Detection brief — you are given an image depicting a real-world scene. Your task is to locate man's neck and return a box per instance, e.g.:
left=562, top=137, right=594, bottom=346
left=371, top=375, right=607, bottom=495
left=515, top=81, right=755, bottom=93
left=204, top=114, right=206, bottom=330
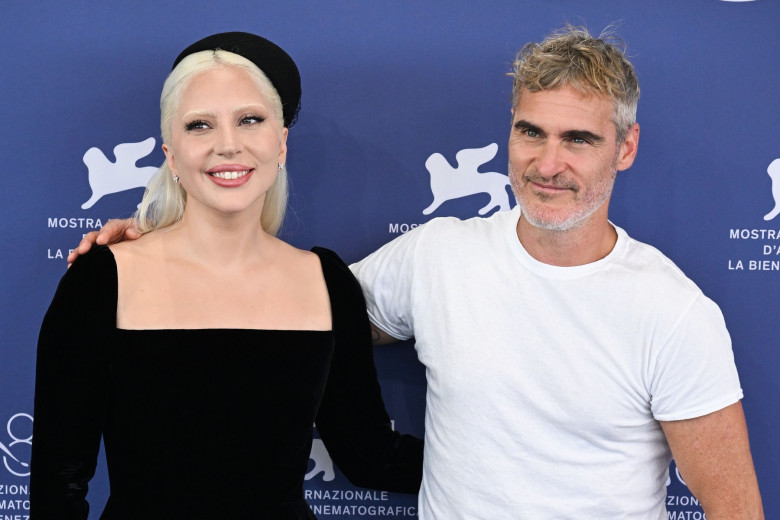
left=516, top=215, right=618, bottom=267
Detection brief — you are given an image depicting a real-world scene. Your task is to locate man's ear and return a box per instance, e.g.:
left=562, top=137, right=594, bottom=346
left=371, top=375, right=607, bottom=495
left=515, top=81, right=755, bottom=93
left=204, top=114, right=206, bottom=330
left=616, top=123, right=640, bottom=171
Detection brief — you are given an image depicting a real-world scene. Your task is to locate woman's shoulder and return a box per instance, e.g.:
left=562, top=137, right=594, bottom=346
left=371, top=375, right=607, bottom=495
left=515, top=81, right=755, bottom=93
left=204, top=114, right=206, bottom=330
left=52, top=245, right=117, bottom=313
left=269, top=239, right=324, bottom=274
left=310, top=246, right=355, bottom=281
left=67, top=244, right=116, bottom=279
left=310, top=246, right=348, bottom=268
left=309, top=246, right=363, bottom=300
left=261, top=239, right=329, bottom=286
left=107, top=228, right=163, bottom=261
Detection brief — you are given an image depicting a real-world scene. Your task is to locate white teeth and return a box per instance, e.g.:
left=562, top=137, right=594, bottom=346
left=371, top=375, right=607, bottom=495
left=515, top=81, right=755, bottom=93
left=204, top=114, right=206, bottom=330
left=210, top=170, right=249, bottom=180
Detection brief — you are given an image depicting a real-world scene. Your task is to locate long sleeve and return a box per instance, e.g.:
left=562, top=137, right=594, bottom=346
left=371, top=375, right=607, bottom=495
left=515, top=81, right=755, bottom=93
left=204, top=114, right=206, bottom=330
left=30, top=246, right=117, bottom=519
left=312, top=247, right=423, bottom=494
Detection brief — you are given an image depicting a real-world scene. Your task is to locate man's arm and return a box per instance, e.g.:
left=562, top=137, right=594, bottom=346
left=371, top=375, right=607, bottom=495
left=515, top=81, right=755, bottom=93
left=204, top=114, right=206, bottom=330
left=660, top=402, right=763, bottom=519
left=370, top=322, right=402, bottom=346
left=66, top=218, right=141, bottom=266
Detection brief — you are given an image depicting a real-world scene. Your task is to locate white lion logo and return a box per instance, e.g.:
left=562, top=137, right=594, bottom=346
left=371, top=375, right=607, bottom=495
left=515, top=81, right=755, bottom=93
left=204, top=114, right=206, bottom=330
left=423, top=143, right=512, bottom=216
left=763, top=158, right=780, bottom=221
left=81, top=137, right=159, bottom=209
left=305, top=438, right=335, bottom=482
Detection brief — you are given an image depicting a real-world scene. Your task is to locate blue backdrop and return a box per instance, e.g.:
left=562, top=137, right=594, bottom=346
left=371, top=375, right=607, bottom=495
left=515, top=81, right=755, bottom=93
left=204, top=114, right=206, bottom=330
left=1, top=1, right=777, bottom=518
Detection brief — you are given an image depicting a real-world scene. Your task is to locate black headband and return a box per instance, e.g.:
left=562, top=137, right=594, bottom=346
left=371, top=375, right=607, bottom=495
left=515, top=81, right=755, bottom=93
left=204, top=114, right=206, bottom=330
left=172, top=32, right=301, bottom=128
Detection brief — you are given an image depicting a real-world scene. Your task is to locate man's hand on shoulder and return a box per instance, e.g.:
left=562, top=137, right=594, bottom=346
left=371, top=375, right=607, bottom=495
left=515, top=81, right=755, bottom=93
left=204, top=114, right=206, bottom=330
left=67, top=218, right=141, bottom=266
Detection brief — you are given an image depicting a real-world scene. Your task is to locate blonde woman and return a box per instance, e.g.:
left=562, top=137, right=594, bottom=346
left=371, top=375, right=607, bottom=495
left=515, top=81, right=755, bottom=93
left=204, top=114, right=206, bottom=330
left=30, top=32, right=422, bottom=519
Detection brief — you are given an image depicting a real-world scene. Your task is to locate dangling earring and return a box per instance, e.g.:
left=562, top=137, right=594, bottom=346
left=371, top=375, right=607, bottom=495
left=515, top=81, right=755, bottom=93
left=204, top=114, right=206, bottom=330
left=277, top=163, right=285, bottom=171
left=173, top=175, right=180, bottom=184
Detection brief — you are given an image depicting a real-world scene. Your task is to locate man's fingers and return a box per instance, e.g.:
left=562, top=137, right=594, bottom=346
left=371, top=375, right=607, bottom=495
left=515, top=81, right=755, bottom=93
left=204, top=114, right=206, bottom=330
left=67, top=219, right=139, bottom=266
left=67, top=232, right=100, bottom=266
left=125, top=227, right=143, bottom=240
left=96, top=218, right=135, bottom=245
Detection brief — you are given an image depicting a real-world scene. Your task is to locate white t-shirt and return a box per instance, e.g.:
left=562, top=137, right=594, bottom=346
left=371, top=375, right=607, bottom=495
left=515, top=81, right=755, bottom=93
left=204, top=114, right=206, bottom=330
left=351, top=207, right=742, bottom=520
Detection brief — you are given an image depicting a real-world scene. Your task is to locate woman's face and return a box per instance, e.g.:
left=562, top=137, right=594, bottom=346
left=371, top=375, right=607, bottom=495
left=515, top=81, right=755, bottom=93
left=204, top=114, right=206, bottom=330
left=163, top=65, right=287, bottom=220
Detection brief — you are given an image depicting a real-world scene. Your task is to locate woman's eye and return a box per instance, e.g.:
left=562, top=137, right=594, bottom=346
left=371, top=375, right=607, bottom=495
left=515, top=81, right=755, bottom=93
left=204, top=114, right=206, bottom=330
left=240, top=115, right=265, bottom=125
left=184, top=120, right=209, bottom=132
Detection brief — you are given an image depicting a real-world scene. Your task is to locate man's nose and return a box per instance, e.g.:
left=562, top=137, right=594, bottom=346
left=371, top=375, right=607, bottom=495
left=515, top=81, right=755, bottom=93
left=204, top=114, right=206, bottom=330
left=534, top=143, right=565, bottom=178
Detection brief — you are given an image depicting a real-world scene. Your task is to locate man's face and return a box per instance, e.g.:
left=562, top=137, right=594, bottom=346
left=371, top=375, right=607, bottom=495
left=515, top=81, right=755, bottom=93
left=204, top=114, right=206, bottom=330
left=508, top=85, right=638, bottom=232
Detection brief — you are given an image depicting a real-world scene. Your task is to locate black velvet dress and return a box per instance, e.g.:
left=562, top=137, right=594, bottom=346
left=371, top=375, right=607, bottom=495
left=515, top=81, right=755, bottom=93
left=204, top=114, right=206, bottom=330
left=30, top=246, right=422, bottom=519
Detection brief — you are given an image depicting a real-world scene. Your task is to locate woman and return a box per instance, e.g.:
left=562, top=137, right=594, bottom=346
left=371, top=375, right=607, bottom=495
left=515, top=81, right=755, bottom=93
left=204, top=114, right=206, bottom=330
left=30, top=32, right=422, bottom=519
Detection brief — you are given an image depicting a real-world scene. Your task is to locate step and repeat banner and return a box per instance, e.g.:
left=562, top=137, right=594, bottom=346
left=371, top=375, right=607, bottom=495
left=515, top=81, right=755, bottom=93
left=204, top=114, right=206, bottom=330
left=1, top=1, right=777, bottom=518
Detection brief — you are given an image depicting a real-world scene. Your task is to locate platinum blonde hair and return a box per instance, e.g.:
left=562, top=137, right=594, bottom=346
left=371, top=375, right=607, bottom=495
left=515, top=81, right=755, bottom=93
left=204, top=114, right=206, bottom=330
left=135, top=49, right=288, bottom=234
left=510, top=25, right=640, bottom=144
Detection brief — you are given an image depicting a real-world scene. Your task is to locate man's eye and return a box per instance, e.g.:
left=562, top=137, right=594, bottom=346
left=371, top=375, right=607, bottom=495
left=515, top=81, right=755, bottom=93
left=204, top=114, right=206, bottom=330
left=524, top=129, right=539, bottom=138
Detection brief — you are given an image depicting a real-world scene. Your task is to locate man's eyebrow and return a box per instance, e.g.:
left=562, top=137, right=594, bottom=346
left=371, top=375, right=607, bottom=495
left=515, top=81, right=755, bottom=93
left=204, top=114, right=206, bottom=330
left=561, top=129, right=605, bottom=143
left=513, top=119, right=544, bottom=135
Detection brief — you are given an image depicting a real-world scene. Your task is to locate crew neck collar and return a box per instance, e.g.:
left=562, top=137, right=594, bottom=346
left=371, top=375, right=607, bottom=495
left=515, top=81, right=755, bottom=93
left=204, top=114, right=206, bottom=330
left=505, top=206, right=628, bottom=279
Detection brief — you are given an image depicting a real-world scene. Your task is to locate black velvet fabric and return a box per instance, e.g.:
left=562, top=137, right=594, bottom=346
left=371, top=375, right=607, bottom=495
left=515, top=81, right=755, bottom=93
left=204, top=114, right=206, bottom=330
left=30, top=246, right=422, bottom=519
left=172, top=32, right=302, bottom=128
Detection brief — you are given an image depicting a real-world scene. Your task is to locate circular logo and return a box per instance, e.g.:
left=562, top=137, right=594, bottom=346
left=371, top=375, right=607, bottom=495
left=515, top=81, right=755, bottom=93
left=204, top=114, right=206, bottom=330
left=1, top=413, right=33, bottom=477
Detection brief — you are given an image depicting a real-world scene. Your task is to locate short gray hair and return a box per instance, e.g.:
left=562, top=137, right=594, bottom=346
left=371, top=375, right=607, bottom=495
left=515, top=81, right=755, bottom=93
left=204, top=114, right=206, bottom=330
left=510, top=25, right=640, bottom=143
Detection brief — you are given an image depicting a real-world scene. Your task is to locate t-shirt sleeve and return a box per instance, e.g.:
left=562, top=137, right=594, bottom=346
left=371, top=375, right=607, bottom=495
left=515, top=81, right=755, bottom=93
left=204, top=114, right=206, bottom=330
left=649, top=293, right=743, bottom=421
left=30, top=246, right=116, bottom=519
left=349, top=228, right=425, bottom=341
left=312, top=247, right=423, bottom=494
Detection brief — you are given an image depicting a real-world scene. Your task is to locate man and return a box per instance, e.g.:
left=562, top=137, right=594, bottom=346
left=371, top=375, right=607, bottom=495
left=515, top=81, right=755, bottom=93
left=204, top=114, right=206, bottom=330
left=350, top=26, right=763, bottom=519
left=73, top=26, right=762, bottom=519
